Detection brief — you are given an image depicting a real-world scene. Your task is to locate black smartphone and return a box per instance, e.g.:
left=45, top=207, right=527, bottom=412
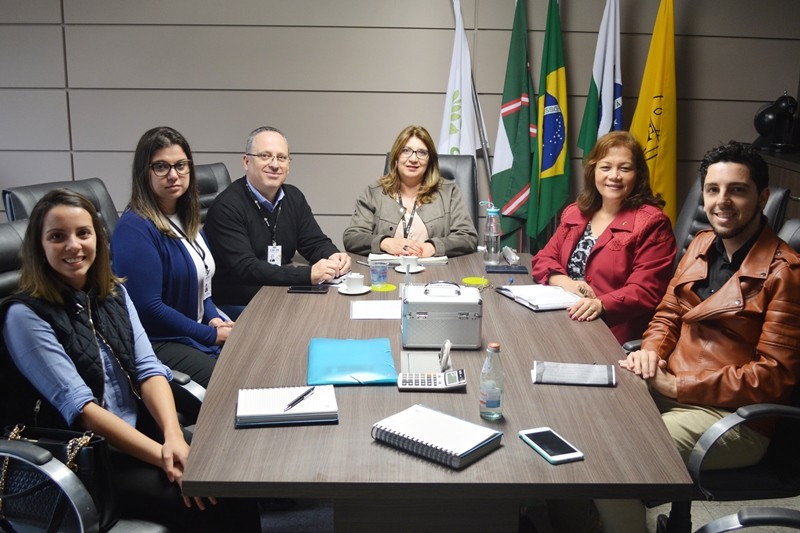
left=287, top=285, right=329, bottom=294
left=486, top=264, right=529, bottom=274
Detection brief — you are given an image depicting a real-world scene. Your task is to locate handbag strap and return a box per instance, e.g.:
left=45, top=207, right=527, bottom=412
left=0, top=424, right=26, bottom=519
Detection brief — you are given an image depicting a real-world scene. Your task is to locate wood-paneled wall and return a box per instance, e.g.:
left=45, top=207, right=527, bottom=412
left=2, top=0, right=799, bottom=246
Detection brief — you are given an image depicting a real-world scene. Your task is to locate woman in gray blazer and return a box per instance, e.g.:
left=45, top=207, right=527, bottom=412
left=343, top=125, right=477, bottom=257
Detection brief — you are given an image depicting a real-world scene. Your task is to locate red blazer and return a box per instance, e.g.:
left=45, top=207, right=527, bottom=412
left=531, top=203, right=676, bottom=344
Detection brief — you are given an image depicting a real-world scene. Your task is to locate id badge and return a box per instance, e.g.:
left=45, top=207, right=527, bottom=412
left=268, top=244, right=282, bottom=265
left=203, top=270, right=213, bottom=300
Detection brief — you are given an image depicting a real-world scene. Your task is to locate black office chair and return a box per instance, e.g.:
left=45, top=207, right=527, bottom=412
left=383, top=153, right=479, bottom=228
left=694, top=506, right=800, bottom=532
left=777, top=216, right=800, bottom=251
left=195, top=162, right=232, bottom=224
left=3, top=178, right=121, bottom=237
left=672, top=177, right=790, bottom=268
left=655, top=401, right=800, bottom=533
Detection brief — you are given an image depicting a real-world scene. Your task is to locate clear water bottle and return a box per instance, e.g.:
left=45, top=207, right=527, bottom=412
left=484, top=204, right=501, bottom=265
left=479, top=342, right=504, bottom=421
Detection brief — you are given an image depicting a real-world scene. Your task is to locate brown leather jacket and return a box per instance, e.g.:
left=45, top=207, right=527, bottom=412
left=642, top=222, right=800, bottom=410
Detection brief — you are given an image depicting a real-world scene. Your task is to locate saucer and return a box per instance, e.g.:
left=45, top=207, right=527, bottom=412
left=394, top=265, right=426, bottom=274
left=338, top=285, right=371, bottom=296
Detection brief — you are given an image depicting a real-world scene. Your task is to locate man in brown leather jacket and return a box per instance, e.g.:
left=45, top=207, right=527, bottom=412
left=614, top=141, right=800, bottom=533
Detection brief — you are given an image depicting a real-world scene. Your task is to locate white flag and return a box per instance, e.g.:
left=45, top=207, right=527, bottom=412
left=438, top=0, right=486, bottom=156
left=577, top=0, right=622, bottom=157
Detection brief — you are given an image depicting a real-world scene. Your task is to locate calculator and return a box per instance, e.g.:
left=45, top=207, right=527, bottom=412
left=397, top=369, right=467, bottom=391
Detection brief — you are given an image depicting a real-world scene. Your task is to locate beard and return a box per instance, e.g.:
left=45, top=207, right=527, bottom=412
left=710, top=205, right=762, bottom=241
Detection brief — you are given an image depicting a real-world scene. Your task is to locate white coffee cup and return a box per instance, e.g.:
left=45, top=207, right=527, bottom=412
left=400, top=255, right=419, bottom=271
left=344, top=272, right=365, bottom=291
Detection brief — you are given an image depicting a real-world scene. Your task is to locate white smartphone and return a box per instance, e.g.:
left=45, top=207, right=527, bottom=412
left=518, top=427, right=584, bottom=464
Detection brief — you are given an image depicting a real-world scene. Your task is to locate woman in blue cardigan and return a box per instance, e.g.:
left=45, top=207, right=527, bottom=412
left=111, top=127, right=232, bottom=387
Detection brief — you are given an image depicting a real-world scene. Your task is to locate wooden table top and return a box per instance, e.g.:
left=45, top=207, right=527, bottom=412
left=183, top=253, right=692, bottom=501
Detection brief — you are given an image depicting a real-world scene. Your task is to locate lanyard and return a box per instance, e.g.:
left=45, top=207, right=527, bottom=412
left=167, top=219, right=209, bottom=276
left=396, top=195, right=418, bottom=239
left=246, top=182, right=282, bottom=245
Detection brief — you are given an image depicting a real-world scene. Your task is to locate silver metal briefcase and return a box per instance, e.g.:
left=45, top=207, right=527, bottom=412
left=401, top=282, right=482, bottom=350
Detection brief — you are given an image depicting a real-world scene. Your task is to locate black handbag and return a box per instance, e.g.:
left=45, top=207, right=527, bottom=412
left=0, top=424, right=119, bottom=532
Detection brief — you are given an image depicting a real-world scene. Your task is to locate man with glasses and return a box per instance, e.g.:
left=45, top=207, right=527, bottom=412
left=205, top=126, right=350, bottom=319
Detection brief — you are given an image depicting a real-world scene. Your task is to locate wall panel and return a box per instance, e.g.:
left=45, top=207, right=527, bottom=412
left=0, top=90, right=70, bottom=150
left=65, top=26, right=453, bottom=92
left=1, top=27, right=65, bottom=87
left=0, top=0, right=61, bottom=23
left=64, top=0, right=478, bottom=28
left=68, top=90, right=452, bottom=155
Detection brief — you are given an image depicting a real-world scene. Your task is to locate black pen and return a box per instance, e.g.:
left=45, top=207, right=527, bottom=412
left=284, top=386, right=315, bottom=412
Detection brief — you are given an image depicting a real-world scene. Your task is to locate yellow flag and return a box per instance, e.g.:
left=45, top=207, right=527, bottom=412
left=630, top=0, right=677, bottom=223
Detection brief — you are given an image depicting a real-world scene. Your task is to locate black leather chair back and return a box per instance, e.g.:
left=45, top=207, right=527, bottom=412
left=195, top=162, right=232, bottom=223
left=777, top=217, right=800, bottom=252
left=3, top=178, right=119, bottom=237
left=383, top=153, right=478, bottom=228
left=672, top=177, right=790, bottom=268
left=0, top=220, right=27, bottom=299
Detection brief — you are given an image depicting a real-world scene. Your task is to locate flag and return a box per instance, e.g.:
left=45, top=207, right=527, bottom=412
left=438, top=0, right=487, bottom=157
left=630, top=0, right=677, bottom=222
left=577, top=0, right=623, bottom=158
left=530, top=0, right=569, bottom=241
left=489, top=0, right=538, bottom=245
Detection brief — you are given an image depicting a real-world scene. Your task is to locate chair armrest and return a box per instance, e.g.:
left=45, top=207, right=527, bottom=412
left=0, top=439, right=99, bottom=532
left=169, top=369, right=206, bottom=425
left=687, top=403, right=800, bottom=497
left=0, top=438, right=54, bottom=464
left=695, top=506, right=800, bottom=532
left=621, top=339, right=642, bottom=353
left=171, top=368, right=192, bottom=385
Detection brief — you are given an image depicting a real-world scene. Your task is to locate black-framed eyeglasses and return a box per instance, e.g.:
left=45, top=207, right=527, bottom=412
left=245, top=152, right=291, bottom=164
left=150, top=160, right=192, bottom=177
left=399, top=147, right=430, bottom=160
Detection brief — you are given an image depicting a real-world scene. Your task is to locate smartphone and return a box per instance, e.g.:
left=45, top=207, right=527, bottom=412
left=518, top=427, right=584, bottom=464
left=287, top=285, right=329, bottom=294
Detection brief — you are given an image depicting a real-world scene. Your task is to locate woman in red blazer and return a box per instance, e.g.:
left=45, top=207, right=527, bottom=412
left=531, top=131, right=676, bottom=344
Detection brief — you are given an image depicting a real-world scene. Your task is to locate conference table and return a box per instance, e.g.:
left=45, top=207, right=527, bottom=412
left=183, top=253, right=692, bottom=532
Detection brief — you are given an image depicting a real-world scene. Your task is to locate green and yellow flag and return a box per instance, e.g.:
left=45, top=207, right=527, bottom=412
left=530, top=0, right=569, bottom=243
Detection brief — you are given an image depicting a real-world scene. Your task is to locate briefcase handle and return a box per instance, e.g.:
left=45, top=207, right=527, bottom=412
left=423, top=281, right=461, bottom=296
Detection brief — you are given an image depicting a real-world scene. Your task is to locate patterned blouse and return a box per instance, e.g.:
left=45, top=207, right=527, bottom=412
left=567, top=222, right=596, bottom=280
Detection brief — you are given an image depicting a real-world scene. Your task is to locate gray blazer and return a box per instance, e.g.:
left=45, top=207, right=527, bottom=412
left=343, top=180, right=478, bottom=257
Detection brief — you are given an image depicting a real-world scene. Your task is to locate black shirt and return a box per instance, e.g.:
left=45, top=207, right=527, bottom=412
left=693, top=221, right=764, bottom=301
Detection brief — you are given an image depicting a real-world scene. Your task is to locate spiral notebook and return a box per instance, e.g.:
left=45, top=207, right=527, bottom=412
left=235, top=384, right=339, bottom=428
left=371, top=404, right=503, bottom=469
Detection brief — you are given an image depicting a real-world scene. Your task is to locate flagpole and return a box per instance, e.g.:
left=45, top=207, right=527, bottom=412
left=471, top=72, right=492, bottom=191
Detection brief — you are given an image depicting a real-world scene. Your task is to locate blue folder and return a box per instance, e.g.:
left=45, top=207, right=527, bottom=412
left=307, top=337, right=398, bottom=386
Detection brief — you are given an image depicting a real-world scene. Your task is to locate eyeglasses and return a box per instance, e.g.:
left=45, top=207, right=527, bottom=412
left=246, top=152, right=291, bottom=165
left=399, top=147, right=430, bottom=160
left=150, top=160, right=192, bottom=177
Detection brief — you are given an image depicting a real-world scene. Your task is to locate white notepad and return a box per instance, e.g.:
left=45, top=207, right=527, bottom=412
left=531, top=361, right=616, bottom=387
left=496, top=284, right=580, bottom=311
left=367, top=253, right=449, bottom=266
left=371, top=404, right=502, bottom=469
left=235, top=384, right=339, bottom=428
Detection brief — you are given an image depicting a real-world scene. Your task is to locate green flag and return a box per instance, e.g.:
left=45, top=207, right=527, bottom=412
left=530, top=0, right=569, bottom=243
left=489, top=0, right=538, bottom=247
